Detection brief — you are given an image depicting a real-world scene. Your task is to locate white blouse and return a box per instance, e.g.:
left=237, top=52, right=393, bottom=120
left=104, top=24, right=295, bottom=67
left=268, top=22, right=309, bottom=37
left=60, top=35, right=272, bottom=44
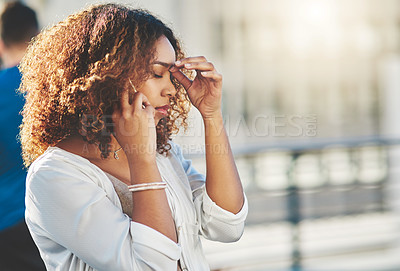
left=25, top=142, right=248, bottom=271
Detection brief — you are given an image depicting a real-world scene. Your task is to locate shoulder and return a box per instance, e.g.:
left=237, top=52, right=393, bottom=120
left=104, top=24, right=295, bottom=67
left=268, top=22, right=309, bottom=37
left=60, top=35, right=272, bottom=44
left=29, top=146, right=92, bottom=174
left=166, top=140, right=188, bottom=162
left=27, top=147, right=108, bottom=191
left=165, top=140, right=196, bottom=172
left=0, top=66, right=21, bottom=82
left=0, top=66, right=22, bottom=96
left=168, top=141, right=181, bottom=156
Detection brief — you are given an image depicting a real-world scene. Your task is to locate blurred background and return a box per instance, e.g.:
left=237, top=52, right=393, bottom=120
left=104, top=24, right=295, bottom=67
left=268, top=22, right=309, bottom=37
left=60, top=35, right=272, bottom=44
left=5, top=0, right=400, bottom=270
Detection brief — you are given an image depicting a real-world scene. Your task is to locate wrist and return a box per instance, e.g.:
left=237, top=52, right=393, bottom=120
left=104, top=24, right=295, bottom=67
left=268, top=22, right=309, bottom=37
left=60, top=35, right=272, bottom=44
left=202, top=111, right=223, bottom=123
left=203, top=112, right=226, bottom=137
left=127, top=158, right=161, bottom=185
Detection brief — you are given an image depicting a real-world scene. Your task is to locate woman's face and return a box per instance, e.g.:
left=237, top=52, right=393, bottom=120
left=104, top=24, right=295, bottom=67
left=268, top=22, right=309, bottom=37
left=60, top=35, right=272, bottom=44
left=135, top=35, right=177, bottom=124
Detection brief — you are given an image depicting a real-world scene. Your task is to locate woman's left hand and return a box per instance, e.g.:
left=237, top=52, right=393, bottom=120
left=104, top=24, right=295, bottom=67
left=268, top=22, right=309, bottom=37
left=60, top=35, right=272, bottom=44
left=169, top=56, right=222, bottom=119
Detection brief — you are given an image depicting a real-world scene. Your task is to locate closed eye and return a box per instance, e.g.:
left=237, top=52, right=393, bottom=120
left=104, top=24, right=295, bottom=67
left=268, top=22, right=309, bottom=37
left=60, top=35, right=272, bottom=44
left=153, top=73, right=163, bottom=78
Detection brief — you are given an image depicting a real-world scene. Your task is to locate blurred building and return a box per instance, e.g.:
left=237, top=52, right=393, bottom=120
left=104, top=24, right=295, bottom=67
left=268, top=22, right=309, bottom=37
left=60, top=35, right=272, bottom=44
left=9, top=0, right=400, bottom=146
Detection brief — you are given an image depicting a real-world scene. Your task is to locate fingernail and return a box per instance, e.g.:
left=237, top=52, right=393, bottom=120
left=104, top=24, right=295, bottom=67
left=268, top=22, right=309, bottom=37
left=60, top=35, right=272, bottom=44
left=185, top=63, right=191, bottom=67
left=175, top=60, right=181, bottom=65
left=201, top=71, right=208, bottom=76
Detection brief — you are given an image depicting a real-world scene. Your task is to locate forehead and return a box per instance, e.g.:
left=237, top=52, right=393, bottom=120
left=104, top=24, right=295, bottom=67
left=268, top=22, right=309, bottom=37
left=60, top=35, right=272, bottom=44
left=154, top=35, right=176, bottom=64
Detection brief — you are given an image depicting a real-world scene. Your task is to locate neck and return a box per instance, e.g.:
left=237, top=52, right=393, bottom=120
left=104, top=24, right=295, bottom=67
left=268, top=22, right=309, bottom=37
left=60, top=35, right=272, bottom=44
left=57, top=134, right=124, bottom=162
left=1, top=44, right=27, bottom=68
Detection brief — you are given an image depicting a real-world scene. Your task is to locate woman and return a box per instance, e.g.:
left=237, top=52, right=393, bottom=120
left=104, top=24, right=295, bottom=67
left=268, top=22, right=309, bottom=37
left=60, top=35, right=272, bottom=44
left=20, top=4, right=247, bottom=271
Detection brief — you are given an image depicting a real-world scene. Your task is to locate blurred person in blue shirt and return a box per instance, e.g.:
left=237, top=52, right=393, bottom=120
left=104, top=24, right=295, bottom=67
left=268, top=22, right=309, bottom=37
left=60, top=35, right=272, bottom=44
left=0, top=2, right=45, bottom=270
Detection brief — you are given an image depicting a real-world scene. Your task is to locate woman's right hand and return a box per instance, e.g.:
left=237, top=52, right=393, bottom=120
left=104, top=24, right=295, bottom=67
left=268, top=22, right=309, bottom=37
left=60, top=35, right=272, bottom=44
left=112, top=90, right=157, bottom=162
left=112, top=90, right=177, bottom=243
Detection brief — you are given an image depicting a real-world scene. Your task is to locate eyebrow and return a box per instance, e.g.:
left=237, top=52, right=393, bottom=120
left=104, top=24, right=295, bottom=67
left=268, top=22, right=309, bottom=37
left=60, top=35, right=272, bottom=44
left=152, top=61, right=174, bottom=69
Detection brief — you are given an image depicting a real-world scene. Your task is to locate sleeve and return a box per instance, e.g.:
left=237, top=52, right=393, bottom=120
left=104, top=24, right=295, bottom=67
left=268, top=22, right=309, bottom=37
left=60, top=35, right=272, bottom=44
left=25, top=161, right=180, bottom=271
left=171, top=142, right=248, bottom=243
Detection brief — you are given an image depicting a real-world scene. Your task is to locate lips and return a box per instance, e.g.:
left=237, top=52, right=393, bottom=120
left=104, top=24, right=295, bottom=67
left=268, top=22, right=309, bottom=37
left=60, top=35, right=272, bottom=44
left=155, top=104, right=170, bottom=116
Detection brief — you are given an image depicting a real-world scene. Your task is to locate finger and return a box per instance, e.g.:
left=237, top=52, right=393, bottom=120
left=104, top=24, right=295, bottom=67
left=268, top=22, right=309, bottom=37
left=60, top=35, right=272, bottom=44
left=144, top=104, right=156, bottom=118
left=174, top=56, right=207, bottom=67
left=200, top=71, right=222, bottom=81
left=120, top=89, right=133, bottom=113
left=132, top=92, right=152, bottom=111
left=183, top=61, right=214, bottom=71
left=170, top=69, right=193, bottom=90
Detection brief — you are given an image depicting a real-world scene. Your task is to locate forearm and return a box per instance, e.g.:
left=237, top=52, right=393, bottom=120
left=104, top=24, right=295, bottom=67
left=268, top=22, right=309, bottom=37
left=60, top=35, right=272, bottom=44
left=128, top=159, right=177, bottom=242
left=203, top=113, right=244, bottom=214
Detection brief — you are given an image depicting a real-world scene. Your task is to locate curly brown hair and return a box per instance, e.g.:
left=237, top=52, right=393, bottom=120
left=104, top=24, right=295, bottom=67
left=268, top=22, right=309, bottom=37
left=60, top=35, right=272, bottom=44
left=19, top=3, right=190, bottom=167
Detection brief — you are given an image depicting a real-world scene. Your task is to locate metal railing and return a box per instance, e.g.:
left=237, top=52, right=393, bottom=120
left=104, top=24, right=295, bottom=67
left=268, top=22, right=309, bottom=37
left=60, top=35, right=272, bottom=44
left=188, top=136, right=400, bottom=271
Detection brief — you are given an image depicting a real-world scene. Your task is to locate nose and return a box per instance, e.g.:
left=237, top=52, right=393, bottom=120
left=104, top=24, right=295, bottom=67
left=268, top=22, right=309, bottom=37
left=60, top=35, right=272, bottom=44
left=161, top=76, right=177, bottom=97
